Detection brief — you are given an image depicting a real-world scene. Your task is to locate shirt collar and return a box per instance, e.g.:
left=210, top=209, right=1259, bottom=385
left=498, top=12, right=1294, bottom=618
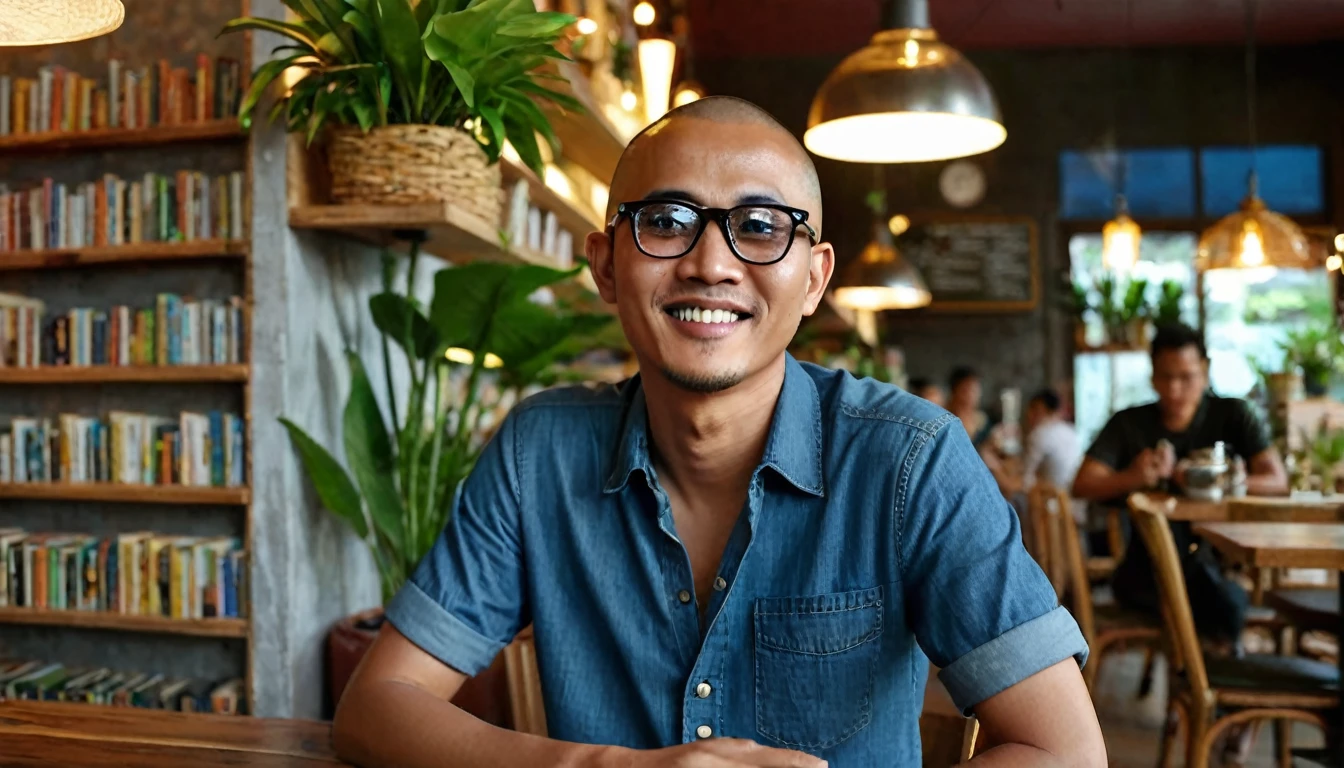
left=603, top=354, right=825, bottom=497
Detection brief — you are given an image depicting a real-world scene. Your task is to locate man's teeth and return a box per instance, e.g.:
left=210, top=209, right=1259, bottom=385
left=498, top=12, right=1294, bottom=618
left=674, top=307, right=740, bottom=324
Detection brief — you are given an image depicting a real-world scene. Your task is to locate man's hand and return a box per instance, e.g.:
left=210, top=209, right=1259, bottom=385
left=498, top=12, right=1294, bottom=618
left=603, top=739, right=826, bottom=768
left=1125, top=448, right=1163, bottom=488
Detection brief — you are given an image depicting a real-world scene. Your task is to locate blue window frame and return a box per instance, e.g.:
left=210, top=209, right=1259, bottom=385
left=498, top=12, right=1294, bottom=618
left=1199, top=145, right=1324, bottom=217
left=1060, top=148, right=1196, bottom=220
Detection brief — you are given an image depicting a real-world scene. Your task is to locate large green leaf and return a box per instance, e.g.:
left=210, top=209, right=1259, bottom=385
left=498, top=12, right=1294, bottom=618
left=237, top=55, right=305, bottom=127
left=342, top=352, right=406, bottom=553
left=429, top=262, right=513, bottom=349
left=219, top=17, right=319, bottom=50
left=431, top=0, right=529, bottom=54
left=375, top=0, right=425, bottom=106
left=496, top=11, right=573, bottom=38
left=413, top=0, right=438, bottom=32
left=503, top=312, right=613, bottom=383
left=501, top=112, right=544, bottom=175
left=341, top=10, right=377, bottom=51
left=477, top=103, right=504, bottom=157
left=280, top=418, right=369, bottom=538
left=440, top=58, right=475, bottom=108
left=500, top=263, right=583, bottom=305
left=510, top=79, right=583, bottom=113
left=370, top=292, right=440, bottom=358
left=485, top=302, right=580, bottom=366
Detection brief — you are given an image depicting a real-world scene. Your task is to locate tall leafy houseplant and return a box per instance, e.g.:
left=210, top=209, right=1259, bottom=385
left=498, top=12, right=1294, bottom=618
left=222, top=0, right=582, bottom=213
left=281, top=256, right=611, bottom=602
left=1280, top=324, right=1344, bottom=397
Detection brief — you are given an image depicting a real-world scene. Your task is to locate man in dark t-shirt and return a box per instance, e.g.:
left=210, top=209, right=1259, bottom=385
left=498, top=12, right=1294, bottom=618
left=1072, top=323, right=1288, bottom=642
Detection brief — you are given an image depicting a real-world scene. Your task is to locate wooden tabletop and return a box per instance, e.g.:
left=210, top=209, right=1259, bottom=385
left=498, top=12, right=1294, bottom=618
left=0, top=701, right=344, bottom=767
left=1154, top=494, right=1344, bottom=522
left=1193, top=522, right=1344, bottom=570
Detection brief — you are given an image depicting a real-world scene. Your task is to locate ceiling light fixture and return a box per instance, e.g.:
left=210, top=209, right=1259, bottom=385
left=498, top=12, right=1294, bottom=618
left=1197, top=0, right=1312, bottom=272
left=1102, top=195, right=1141, bottom=273
left=805, top=0, right=1004, bottom=163
left=0, top=0, right=124, bottom=46
left=637, top=38, right=676, bottom=123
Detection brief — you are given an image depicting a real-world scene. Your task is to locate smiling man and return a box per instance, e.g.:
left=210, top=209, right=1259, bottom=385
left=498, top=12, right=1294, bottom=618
left=333, top=97, right=1106, bottom=768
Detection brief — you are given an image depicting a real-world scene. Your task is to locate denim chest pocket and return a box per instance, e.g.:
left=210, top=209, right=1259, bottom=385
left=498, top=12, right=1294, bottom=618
left=754, top=585, right=884, bottom=750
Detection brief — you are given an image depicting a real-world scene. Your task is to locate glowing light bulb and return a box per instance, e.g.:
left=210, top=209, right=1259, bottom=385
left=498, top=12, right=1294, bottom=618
left=632, top=1, right=655, bottom=26
left=888, top=214, right=910, bottom=236
left=576, top=16, right=598, bottom=35
left=673, top=85, right=702, bottom=107
left=620, top=88, right=638, bottom=112
left=1327, top=254, right=1343, bottom=272
left=1335, top=233, right=1344, bottom=252
left=1102, top=213, right=1141, bottom=273
left=1239, top=222, right=1266, bottom=268
left=903, top=38, right=919, bottom=65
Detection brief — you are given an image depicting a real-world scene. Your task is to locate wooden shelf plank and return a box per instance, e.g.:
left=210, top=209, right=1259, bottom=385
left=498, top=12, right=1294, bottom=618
left=0, top=483, right=249, bottom=505
left=0, top=608, right=247, bottom=638
left=546, top=61, right=628, bottom=183
left=0, top=240, right=248, bottom=272
left=0, top=365, right=249, bottom=384
left=499, top=157, right=602, bottom=239
left=0, top=120, right=245, bottom=154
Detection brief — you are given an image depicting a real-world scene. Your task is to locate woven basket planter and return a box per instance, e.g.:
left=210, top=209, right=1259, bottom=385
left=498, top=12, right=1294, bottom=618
left=328, top=124, right=502, bottom=226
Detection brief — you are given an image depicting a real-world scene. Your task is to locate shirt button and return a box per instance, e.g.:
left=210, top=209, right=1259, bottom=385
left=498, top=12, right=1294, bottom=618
left=695, top=682, right=713, bottom=699
left=713, top=577, right=727, bottom=592
left=677, top=590, right=692, bottom=604
left=696, top=725, right=713, bottom=739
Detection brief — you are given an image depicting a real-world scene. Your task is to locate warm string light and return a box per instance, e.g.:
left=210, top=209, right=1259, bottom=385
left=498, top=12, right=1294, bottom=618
left=1326, top=254, right=1342, bottom=272
left=620, top=88, right=638, bottom=112
left=887, top=214, right=910, bottom=236
left=575, top=16, right=598, bottom=35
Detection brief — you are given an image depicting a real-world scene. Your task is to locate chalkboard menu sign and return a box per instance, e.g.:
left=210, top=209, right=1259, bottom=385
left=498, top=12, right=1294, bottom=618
left=896, top=216, right=1039, bottom=312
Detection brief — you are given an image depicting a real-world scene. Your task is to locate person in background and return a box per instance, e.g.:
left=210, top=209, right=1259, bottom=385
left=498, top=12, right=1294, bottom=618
left=1020, top=389, right=1082, bottom=511
left=908, top=377, right=945, bottom=408
left=1071, top=323, right=1288, bottom=645
left=948, top=366, right=993, bottom=446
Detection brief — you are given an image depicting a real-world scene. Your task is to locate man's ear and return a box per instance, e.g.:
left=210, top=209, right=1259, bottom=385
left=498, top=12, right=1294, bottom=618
left=801, top=242, right=836, bottom=317
left=586, top=230, right=618, bottom=305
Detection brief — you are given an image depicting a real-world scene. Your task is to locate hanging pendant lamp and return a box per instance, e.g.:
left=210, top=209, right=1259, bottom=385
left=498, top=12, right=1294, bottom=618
left=0, top=0, right=124, bottom=46
left=1102, top=194, right=1141, bottom=273
left=833, top=219, right=932, bottom=311
left=805, top=0, right=1005, bottom=163
left=1197, top=0, right=1311, bottom=272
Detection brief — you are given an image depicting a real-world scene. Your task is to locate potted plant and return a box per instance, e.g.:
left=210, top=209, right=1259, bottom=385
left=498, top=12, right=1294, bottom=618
left=1094, top=272, right=1124, bottom=348
left=1279, top=324, right=1344, bottom=397
left=222, top=0, right=581, bottom=223
left=280, top=248, right=611, bottom=716
left=1152, top=279, right=1185, bottom=327
left=1119, top=276, right=1150, bottom=347
left=1064, top=274, right=1095, bottom=349
left=1304, top=421, right=1344, bottom=495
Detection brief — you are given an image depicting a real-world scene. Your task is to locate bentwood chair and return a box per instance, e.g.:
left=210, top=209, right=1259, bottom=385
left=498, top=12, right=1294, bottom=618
left=1036, top=485, right=1161, bottom=696
left=1128, top=493, right=1339, bottom=768
left=1026, top=486, right=1118, bottom=600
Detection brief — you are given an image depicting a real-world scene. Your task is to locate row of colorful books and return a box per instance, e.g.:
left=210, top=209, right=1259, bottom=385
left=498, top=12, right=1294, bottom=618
left=0, top=529, right=246, bottom=619
left=0, top=293, right=245, bottom=368
left=0, top=411, right=246, bottom=488
left=0, top=57, right=243, bottom=136
left=1, top=660, right=244, bottom=714
left=0, top=170, right=246, bottom=253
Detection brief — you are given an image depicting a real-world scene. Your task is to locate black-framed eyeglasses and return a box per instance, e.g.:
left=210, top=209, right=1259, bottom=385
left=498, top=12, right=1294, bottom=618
left=607, top=199, right=820, bottom=265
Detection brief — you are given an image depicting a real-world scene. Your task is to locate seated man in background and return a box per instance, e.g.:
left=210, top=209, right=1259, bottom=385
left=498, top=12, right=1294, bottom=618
left=948, top=366, right=993, bottom=447
left=907, top=376, right=945, bottom=408
left=1071, top=323, right=1288, bottom=645
left=985, top=389, right=1081, bottom=511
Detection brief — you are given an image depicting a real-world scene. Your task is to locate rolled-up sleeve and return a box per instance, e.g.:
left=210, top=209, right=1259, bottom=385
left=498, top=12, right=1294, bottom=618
left=898, top=420, right=1088, bottom=714
left=385, top=411, right=527, bottom=677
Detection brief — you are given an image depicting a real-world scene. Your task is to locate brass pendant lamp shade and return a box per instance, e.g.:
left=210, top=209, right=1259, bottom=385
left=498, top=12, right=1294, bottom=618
left=0, top=0, right=124, bottom=46
left=833, top=222, right=932, bottom=311
left=805, top=0, right=1005, bottom=163
left=1198, top=0, right=1312, bottom=273
left=1197, top=174, right=1311, bottom=271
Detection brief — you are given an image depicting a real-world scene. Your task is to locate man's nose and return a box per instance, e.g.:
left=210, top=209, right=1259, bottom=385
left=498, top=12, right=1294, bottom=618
left=674, top=222, right=745, bottom=285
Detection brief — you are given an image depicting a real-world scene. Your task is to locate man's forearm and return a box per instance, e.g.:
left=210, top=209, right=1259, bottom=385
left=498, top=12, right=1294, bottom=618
left=1245, top=471, right=1288, bottom=496
left=1071, top=470, right=1139, bottom=502
left=333, top=679, right=613, bottom=768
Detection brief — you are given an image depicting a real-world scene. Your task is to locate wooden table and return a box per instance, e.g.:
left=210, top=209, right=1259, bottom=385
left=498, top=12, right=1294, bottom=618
left=0, top=701, right=344, bottom=766
left=1159, top=494, right=1344, bottom=523
left=1194, top=521, right=1344, bottom=766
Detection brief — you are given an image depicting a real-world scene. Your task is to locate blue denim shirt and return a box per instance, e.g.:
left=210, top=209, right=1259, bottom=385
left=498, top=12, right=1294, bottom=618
left=388, top=355, right=1087, bottom=765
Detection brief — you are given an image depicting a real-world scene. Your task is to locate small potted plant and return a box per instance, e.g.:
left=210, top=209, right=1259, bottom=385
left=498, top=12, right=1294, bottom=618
left=1152, top=279, right=1185, bottom=327
left=1064, top=274, right=1096, bottom=349
left=1280, top=324, right=1344, bottom=397
left=1119, top=276, right=1150, bottom=347
left=1094, top=272, right=1124, bottom=348
left=222, top=0, right=581, bottom=223
left=1305, top=421, right=1344, bottom=495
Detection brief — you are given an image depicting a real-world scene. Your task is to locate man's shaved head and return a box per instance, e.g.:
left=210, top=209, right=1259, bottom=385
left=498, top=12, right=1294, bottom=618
left=607, top=96, right=823, bottom=233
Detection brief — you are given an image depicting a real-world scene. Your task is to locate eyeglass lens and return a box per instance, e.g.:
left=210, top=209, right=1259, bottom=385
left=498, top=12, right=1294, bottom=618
left=632, top=202, right=796, bottom=263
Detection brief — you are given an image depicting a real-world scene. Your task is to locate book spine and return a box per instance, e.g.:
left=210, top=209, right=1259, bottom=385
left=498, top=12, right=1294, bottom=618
left=108, top=60, right=120, bottom=129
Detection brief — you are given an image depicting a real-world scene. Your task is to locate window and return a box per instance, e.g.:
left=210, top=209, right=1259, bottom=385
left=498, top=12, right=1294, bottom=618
left=1060, top=148, right=1196, bottom=220
left=1199, top=145, right=1324, bottom=216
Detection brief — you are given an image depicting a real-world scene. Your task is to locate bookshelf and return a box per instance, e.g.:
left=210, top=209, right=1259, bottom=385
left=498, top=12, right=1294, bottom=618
left=0, top=239, right=247, bottom=272
left=0, top=364, right=249, bottom=384
left=0, top=483, right=249, bottom=505
left=0, top=119, right=243, bottom=155
left=0, top=0, right=258, bottom=716
left=0, top=608, right=248, bottom=638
